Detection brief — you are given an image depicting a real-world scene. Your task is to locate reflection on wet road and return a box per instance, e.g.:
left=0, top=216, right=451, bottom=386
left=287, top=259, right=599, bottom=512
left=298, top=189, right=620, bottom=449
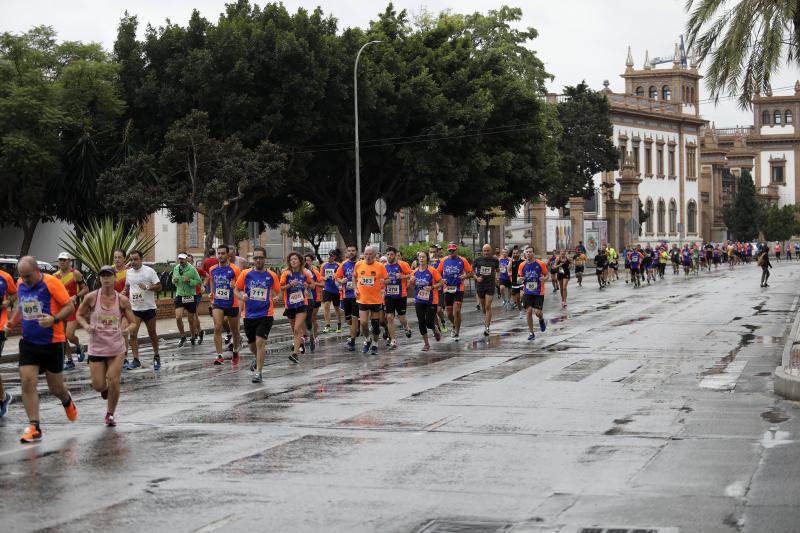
left=2, top=263, right=800, bottom=533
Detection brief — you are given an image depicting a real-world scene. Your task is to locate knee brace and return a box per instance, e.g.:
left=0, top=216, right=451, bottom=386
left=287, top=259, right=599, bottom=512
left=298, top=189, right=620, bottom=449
left=370, top=319, right=380, bottom=335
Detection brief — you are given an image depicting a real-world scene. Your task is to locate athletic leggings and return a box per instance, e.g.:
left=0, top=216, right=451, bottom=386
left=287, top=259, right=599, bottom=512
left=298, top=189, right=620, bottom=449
left=761, top=267, right=770, bottom=285
left=415, top=303, right=437, bottom=336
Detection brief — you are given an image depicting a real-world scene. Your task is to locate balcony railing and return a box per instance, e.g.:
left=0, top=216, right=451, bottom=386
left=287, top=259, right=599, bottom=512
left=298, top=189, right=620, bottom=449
left=607, top=94, right=683, bottom=115
left=713, top=126, right=756, bottom=137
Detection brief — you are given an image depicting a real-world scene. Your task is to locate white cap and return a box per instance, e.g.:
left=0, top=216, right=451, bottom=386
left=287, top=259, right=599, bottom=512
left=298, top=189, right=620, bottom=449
left=177, top=253, right=188, bottom=260
left=57, top=252, right=71, bottom=260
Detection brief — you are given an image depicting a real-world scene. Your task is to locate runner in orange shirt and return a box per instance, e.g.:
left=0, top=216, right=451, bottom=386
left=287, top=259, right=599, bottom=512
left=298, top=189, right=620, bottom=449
left=5, top=257, right=77, bottom=443
left=280, top=252, right=314, bottom=363
left=303, top=253, right=325, bottom=351
left=0, top=268, right=17, bottom=417
left=383, top=247, right=413, bottom=349
left=354, top=246, right=390, bottom=355
left=55, top=252, right=88, bottom=369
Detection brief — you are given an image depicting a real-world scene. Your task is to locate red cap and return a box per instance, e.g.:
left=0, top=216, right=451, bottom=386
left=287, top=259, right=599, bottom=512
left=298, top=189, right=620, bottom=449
left=447, top=243, right=458, bottom=251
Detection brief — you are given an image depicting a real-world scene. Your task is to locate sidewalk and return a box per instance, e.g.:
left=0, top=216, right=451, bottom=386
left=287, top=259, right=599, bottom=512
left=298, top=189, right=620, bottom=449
left=774, top=301, right=800, bottom=399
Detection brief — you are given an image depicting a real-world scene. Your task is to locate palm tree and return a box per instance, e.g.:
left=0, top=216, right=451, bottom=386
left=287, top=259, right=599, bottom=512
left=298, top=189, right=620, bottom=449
left=686, top=0, right=800, bottom=107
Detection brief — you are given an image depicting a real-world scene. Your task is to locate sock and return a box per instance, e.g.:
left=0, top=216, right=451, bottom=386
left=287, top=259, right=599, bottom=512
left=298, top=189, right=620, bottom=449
left=61, top=395, right=72, bottom=408
left=153, top=353, right=160, bottom=359
left=337, top=322, right=341, bottom=328
left=31, top=420, right=40, bottom=430
left=107, top=412, right=114, bottom=417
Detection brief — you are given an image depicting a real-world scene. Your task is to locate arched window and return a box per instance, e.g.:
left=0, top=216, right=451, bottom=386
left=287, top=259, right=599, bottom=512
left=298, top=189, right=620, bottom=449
left=774, top=110, right=782, bottom=125
left=762, top=110, right=770, bottom=125
left=687, top=200, right=697, bottom=234
left=645, top=198, right=654, bottom=234
left=662, top=85, right=671, bottom=101
left=786, top=110, right=793, bottom=124
left=649, top=86, right=658, bottom=99
left=669, top=199, right=677, bottom=233
left=635, top=86, right=644, bottom=97
left=657, top=199, right=666, bottom=234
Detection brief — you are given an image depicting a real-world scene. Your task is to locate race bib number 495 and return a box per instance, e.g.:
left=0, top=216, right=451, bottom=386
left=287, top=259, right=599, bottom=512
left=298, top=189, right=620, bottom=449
left=21, top=300, right=42, bottom=320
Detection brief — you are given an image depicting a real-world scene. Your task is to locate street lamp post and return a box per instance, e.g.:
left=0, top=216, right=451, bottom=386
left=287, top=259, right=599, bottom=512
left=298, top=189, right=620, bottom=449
left=354, top=40, right=382, bottom=251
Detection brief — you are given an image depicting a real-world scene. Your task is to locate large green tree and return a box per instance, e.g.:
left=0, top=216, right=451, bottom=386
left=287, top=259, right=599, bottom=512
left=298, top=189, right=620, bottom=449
left=686, top=0, right=800, bottom=107
left=761, top=204, right=800, bottom=241
left=724, top=169, right=762, bottom=241
left=548, top=82, right=619, bottom=208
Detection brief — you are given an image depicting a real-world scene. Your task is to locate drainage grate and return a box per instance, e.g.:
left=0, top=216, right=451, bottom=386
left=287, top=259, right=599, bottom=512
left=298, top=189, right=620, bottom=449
left=415, top=519, right=514, bottom=533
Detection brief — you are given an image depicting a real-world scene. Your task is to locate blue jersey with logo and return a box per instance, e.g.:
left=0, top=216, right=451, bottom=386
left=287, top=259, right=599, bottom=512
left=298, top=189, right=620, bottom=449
left=210, top=264, right=239, bottom=308
left=239, top=269, right=279, bottom=319
left=321, top=261, right=339, bottom=294
left=520, top=260, right=547, bottom=295
left=339, top=260, right=357, bottom=299
left=384, top=262, right=404, bottom=299
left=498, top=258, right=510, bottom=281
left=413, top=267, right=436, bottom=304
left=629, top=252, right=641, bottom=267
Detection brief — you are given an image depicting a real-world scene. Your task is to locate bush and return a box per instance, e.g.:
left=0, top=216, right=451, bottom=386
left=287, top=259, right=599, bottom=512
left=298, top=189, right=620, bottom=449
left=400, top=242, right=473, bottom=263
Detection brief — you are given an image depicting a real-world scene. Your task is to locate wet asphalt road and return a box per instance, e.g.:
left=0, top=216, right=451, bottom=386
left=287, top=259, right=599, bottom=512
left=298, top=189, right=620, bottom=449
left=1, top=262, right=800, bottom=533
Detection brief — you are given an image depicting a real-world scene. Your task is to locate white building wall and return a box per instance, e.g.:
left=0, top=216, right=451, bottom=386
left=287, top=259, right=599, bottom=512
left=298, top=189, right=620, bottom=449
left=0, top=221, right=74, bottom=261
left=153, top=209, right=178, bottom=263
left=759, top=150, right=796, bottom=206
left=760, top=125, right=795, bottom=135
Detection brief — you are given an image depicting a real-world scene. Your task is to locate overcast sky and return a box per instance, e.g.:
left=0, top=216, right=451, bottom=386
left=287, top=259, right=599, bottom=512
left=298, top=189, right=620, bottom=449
left=2, top=0, right=798, bottom=127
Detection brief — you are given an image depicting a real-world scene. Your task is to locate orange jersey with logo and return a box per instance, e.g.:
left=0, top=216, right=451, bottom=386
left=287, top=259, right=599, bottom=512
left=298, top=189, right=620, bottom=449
left=353, top=260, right=388, bottom=305
left=0, top=270, right=17, bottom=330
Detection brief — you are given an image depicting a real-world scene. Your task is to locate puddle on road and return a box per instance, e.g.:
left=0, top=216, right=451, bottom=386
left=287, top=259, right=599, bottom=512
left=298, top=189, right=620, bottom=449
left=761, top=428, right=793, bottom=449
left=700, top=326, right=762, bottom=377
left=761, top=407, right=791, bottom=423
left=549, top=358, right=613, bottom=382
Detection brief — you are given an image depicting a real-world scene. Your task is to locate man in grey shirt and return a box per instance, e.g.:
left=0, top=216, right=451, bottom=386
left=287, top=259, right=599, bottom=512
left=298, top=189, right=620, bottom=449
left=472, top=244, right=500, bottom=336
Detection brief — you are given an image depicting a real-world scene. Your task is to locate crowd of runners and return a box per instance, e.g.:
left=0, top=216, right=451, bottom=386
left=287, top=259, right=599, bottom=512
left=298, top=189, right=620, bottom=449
left=0, top=238, right=787, bottom=443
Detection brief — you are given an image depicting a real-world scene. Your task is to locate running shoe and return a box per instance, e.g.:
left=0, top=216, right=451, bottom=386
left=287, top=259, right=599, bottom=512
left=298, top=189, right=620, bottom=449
left=370, top=344, right=378, bottom=356
left=484, top=326, right=490, bottom=337
left=20, top=424, right=41, bottom=443
left=129, top=359, right=142, bottom=370
left=323, top=325, right=331, bottom=334
left=225, top=341, right=234, bottom=352
left=309, top=338, right=316, bottom=352
left=122, top=358, right=130, bottom=370
left=299, top=343, right=305, bottom=354
left=104, top=414, right=116, bottom=427
left=405, top=327, right=412, bottom=339
left=64, top=399, right=78, bottom=422
left=347, top=339, right=355, bottom=352
left=224, top=334, right=232, bottom=345
left=252, top=372, right=263, bottom=383
left=178, top=337, right=187, bottom=348
left=64, top=359, right=75, bottom=370
left=390, top=340, right=397, bottom=350
left=475, top=304, right=481, bottom=311
left=190, top=336, right=196, bottom=346
left=76, top=345, right=85, bottom=363
left=336, top=325, right=342, bottom=333
left=440, top=323, right=448, bottom=333
left=250, top=359, right=257, bottom=372
left=518, top=311, right=524, bottom=320
left=101, top=389, right=108, bottom=400
left=231, top=352, right=240, bottom=365
left=527, top=333, right=536, bottom=341
left=198, top=330, right=204, bottom=344
left=153, top=356, right=161, bottom=371
left=288, top=353, right=299, bottom=364
left=433, top=327, right=441, bottom=342
left=421, top=344, right=430, bottom=352
left=362, top=340, right=371, bottom=354
left=214, top=355, right=224, bottom=365
left=0, top=391, right=12, bottom=418
left=539, top=319, right=546, bottom=332
left=453, top=332, right=460, bottom=340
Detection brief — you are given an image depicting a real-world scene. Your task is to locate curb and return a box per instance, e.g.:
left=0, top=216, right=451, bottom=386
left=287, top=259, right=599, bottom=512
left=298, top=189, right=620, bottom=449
left=774, top=298, right=800, bottom=400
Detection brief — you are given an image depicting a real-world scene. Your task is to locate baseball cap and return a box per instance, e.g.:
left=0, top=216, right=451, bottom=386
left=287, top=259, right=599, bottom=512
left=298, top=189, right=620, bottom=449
left=57, top=252, right=71, bottom=260
left=447, top=243, right=458, bottom=251
left=177, top=253, right=188, bottom=259
left=98, top=265, right=115, bottom=276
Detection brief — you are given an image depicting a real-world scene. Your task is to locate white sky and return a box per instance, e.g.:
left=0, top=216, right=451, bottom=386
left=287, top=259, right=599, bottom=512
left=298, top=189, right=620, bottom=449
left=2, top=0, right=798, bottom=127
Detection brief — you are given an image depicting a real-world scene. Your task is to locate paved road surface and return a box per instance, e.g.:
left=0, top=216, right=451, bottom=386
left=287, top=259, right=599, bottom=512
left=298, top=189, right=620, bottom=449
left=1, top=261, right=799, bottom=533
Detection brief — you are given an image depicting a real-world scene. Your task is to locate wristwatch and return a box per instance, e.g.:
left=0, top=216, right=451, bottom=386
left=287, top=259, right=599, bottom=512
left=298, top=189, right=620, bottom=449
left=53, top=317, right=61, bottom=325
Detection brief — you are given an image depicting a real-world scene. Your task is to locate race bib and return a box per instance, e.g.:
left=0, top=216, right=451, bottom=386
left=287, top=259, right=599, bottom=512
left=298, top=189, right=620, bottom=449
left=360, top=276, right=375, bottom=287
left=181, top=296, right=194, bottom=304
left=97, top=314, right=119, bottom=331
left=21, top=300, right=42, bottom=320
left=480, top=266, right=492, bottom=275
left=445, top=285, right=457, bottom=293
left=525, top=281, right=538, bottom=291
left=130, top=290, right=144, bottom=303
left=288, top=290, right=304, bottom=305
left=324, top=268, right=336, bottom=280
left=417, top=287, right=431, bottom=300
left=250, top=287, right=267, bottom=302
left=215, top=287, right=230, bottom=300
left=386, top=285, right=400, bottom=295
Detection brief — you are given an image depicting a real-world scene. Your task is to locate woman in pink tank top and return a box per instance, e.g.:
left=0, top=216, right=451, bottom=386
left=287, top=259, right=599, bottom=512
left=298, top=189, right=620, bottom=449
left=77, top=266, right=136, bottom=427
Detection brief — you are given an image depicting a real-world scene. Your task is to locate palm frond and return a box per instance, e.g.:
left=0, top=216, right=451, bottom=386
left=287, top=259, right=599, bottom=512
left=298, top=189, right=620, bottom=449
left=59, top=216, right=156, bottom=276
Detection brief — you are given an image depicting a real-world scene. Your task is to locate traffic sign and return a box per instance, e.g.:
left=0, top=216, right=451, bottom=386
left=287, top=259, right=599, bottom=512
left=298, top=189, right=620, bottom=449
left=375, top=198, right=387, bottom=216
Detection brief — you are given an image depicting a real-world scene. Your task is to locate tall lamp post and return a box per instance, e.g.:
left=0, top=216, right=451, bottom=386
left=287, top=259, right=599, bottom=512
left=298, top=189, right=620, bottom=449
left=354, top=40, right=382, bottom=251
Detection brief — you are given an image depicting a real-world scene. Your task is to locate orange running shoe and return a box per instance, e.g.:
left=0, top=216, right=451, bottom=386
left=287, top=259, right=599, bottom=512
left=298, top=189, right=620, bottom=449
left=64, top=399, right=78, bottom=422
left=20, top=424, right=42, bottom=443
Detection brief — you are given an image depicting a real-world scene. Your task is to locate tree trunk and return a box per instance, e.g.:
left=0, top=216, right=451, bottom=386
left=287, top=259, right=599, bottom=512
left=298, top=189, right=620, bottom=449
left=19, top=219, right=39, bottom=257
left=220, top=217, right=236, bottom=250
left=204, top=214, right=218, bottom=254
